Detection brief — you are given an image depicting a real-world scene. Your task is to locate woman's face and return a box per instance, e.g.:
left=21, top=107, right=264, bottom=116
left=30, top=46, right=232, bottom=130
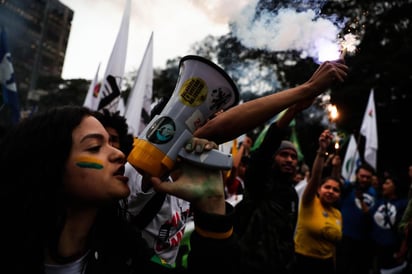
left=318, top=179, right=341, bottom=205
left=63, top=115, right=130, bottom=204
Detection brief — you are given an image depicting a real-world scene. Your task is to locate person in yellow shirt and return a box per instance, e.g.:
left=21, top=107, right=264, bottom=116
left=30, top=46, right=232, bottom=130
left=294, top=129, right=342, bottom=274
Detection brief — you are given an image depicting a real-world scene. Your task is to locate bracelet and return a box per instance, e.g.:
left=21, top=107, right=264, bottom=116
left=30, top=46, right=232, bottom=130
left=316, top=150, right=327, bottom=156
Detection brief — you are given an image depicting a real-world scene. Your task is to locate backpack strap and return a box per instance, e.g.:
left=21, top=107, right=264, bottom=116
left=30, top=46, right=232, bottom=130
left=131, top=191, right=167, bottom=230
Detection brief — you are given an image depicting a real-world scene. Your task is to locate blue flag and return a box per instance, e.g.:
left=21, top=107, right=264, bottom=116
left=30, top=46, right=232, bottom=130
left=0, top=27, right=20, bottom=124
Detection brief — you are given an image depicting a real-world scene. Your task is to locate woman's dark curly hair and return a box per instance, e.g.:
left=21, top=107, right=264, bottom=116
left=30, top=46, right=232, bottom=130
left=93, top=109, right=134, bottom=155
left=0, top=105, right=94, bottom=272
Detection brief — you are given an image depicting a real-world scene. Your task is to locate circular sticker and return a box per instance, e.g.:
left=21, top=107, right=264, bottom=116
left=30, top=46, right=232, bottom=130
left=208, top=86, right=234, bottom=112
left=146, top=116, right=176, bottom=144
left=179, top=77, right=207, bottom=107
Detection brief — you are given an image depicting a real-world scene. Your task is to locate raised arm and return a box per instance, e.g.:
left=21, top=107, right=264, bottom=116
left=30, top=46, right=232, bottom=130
left=330, top=154, right=343, bottom=182
left=194, top=60, right=348, bottom=144
left=301, top=129, right=334, bottom=206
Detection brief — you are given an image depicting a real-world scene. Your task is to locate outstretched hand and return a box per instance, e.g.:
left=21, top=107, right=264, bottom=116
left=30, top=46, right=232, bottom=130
left=305, top=59, right=348, bottom=97
left=319, top=129, right=334, bottom=151
left=285, top=59, right=348, bottom=118
left=150, top=138, right=226, bottom=215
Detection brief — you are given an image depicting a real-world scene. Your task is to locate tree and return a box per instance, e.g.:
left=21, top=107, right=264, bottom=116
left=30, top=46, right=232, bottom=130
left=33, top=77, right=89, bottom=113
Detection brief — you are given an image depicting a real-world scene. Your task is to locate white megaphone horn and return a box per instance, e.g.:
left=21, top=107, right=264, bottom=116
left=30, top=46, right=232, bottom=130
left=127, top=55, right=240, bottom=177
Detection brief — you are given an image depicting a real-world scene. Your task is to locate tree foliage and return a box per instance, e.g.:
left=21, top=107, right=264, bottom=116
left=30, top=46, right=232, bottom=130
left=34, top=77, right=89, bottom=111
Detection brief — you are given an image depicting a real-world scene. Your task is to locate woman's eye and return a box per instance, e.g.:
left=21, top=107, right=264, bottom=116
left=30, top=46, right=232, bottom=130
left=88, top=146, right=101, bottom=153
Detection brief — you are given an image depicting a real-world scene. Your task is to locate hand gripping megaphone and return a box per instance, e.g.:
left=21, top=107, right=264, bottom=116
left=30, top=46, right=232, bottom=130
left=127, top=55, right=240, bottom=177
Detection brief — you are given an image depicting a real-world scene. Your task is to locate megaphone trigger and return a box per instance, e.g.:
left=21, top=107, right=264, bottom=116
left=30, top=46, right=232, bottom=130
left=173, top=129, right=233, bottom=170
left=177, top=148, right=233, bottom=170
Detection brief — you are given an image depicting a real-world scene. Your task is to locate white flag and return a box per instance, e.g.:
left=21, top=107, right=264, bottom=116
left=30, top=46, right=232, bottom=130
left=124, top=32, right=153, bottom=137
left=0, top=27, right=20, bottom=124
left=360, top=89, right=378, bottom=170
left=341, top=134, right=360, bottom=182
left=83, top=63, right=101, bottom=110
left=95, top=0, right=131, bottom=112
left=117, top=96, right=126, bottom=115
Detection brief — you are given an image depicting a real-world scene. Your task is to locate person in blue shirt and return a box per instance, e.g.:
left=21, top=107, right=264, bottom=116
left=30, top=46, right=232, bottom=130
left=336, top=162, right=377, bottom=274
left=369, top=174, right=408, bottom=273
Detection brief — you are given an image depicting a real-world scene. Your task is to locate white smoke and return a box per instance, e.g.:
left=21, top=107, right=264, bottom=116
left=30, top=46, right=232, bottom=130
left=231, top=0, right=348, bottom=62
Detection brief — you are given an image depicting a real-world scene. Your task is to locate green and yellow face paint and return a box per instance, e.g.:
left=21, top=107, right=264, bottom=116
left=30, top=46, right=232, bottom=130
left=75, top=156, right=104, bottom=170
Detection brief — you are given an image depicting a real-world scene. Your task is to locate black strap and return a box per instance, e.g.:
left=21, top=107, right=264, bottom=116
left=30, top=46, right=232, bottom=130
left=131, top=192, right=167, bottom=230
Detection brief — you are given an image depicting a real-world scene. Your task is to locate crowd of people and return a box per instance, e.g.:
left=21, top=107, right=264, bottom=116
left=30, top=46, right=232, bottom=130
left=1, top=55, right=412, bottom=274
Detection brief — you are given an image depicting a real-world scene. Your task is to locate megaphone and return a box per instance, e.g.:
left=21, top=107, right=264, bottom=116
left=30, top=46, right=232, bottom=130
left=127, top=55, right=240, bottom=177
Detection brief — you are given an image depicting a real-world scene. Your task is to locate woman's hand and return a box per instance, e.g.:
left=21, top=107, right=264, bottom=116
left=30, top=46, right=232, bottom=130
left=319, top=129, right=334, bottom=151
left=150, top=137, right=226, bottom=215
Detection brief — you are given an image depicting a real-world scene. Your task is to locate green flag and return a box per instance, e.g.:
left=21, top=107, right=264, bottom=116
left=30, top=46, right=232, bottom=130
left=290, top=126, right=304, bottom=162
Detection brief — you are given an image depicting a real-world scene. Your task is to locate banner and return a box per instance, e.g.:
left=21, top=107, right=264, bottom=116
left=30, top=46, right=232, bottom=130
left=124, top=32, right=153, bottom=137
left=95, top=0, right=131, bottom=112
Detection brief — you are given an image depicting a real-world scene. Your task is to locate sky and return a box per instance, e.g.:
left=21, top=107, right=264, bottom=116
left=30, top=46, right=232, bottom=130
left=60, top=0, right=248, bottom=80
left=59, top=0, right=355, bottom=81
